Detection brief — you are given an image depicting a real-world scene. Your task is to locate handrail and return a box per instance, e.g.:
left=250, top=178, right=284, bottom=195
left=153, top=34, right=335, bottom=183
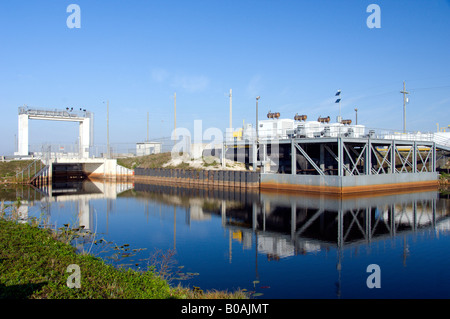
left=30, top=164, right=50, bottom=183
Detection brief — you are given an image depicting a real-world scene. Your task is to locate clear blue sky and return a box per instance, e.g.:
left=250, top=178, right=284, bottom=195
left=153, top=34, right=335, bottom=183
left=1, top=0, right=449, bottom=155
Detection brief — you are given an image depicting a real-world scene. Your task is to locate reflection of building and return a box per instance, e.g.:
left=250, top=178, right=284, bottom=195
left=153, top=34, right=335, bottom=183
left=223, top=190, right=450, bottom=260
left=257, top=235, right=296, bottom=258
left=36, top=180, right=134, bottom=230
left=189, top=204, right=211, bottom=221
left=126, top=182, right=450, bottom=261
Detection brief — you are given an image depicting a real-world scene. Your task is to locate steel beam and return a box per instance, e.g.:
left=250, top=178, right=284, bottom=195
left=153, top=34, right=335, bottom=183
left=432, top=142, right=436, bottom=172
left=291, top=140, right=296, bottom=175
left=294, top=143, right=325, bottom=176
left=366, top=138, right=372, bottom=175
left=391, top=141, right=396, bottom=174
left=338, top=138, right=343, bottom=177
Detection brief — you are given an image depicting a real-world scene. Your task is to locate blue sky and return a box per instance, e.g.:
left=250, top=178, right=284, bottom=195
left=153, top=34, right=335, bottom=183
left=1, top=0, right=449, bottom=155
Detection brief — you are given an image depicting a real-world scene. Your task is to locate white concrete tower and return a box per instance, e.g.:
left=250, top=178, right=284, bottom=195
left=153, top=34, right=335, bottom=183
left=16, top=106, right=93, bottom=158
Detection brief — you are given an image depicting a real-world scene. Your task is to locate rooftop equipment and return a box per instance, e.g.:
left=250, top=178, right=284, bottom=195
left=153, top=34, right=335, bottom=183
left=318, top=116, right=331, bottom=123
left=267, top=111, right=280, bottom=119
left=294, top=114, right=307, bottom=121
left=341, top=119, right=352, bottom=125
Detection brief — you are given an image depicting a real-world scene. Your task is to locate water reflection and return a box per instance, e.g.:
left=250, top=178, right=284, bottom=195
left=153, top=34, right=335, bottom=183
left=6, top=181, right=133, bottom=231
left=132, top=183, right=450, bottom=257
left=5, top=181, right=450, bottom=298
left=23, top=181, right=449, bottom=247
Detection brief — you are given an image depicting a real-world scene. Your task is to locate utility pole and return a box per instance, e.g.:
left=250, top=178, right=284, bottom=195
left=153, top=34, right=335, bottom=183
left=174, top=92, right=177, bottom=137
left=400, top=81, right=409, bottom=133
left=229, top=89, right=232, bottom=134
left=147, top=111, right=149, bottom=142
left=256, top=96, right=260, bottom=142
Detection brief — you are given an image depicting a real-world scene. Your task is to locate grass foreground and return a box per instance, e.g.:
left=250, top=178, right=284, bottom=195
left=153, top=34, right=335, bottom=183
left=0, top=217, right=247, bottom=299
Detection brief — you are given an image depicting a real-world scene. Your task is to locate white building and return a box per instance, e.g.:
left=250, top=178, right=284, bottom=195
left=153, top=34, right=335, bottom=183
left=258, top=119, right=295, bottom=139
left=136, top=142, right=162, bottom=156
left=242, top=117, right=366, bottom=140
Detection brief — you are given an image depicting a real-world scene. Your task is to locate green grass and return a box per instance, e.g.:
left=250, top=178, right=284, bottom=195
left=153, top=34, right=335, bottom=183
left=0, top=219, right=174, bottom=299
left=0, top=160, right=35, bottom=182
left=0, top=212, right=247, bottom=299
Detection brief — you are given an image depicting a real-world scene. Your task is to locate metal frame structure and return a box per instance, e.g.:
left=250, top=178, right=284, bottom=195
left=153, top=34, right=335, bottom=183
left=224, top=136, right=437, bottom=176
left=222, top=135, right=438, bottom=193
left=272, top=137, right=436, bottom=177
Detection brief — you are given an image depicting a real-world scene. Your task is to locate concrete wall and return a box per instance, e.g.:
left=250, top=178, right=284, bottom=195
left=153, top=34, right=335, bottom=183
left=50, top=158, right=132, bottom=181
left=135, top=168, right=259, bottom=188
left=82, top=159, right=119, bottom=180
left=260, top=172, right=439, bottom=194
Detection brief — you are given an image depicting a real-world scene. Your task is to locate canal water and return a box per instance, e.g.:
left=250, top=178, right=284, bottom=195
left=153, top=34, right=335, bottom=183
left=2, top=181, right=450, bottom=299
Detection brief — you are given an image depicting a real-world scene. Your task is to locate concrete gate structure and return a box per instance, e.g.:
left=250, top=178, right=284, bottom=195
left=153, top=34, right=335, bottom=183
left=16, top=106, right=93, bottom=158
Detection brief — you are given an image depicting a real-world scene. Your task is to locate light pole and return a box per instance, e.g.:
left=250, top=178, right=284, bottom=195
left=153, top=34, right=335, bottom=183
left=103, top=100, right=110, bottom=158
left=174, top=92, right=177, bottom=138
left=354, top=108, right=358, bottom=125
left=229, top=89, right=232, bottom=133
left=256, top=96, right=260, bottom=142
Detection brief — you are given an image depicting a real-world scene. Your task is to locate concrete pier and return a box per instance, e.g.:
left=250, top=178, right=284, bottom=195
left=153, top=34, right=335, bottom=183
left=225, top=135, right=440, bottom=195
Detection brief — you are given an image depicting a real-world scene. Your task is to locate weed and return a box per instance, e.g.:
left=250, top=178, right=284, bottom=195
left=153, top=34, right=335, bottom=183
left=0, top=201, right=248, bottom=299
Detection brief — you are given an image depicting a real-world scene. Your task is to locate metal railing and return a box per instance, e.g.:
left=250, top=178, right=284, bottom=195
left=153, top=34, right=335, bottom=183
left=19, top=106, right=91, bottom=119
left=224, top=125, right=447, bottom=144
left=24, top=126, right=449, bottom=163
left=15, top=158, right=45, bottom=183
left=28, top=137, right=176, bottom=159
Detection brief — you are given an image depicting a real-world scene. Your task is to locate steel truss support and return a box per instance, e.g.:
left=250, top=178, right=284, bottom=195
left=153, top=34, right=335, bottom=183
left=343, top=143, right=367, bottom=176
left=417, top=144, right=434, bottom=172
left=371, top=144, right=393, bottom=175
left=324, top=144, right=352, bottom=176
left=325, top=140, right=368, bottom=177
left=284, top=137, right=435, bottom=177
left=293, top=142, right=325, bottom=176
left=395, top=145, right=417, bottom=173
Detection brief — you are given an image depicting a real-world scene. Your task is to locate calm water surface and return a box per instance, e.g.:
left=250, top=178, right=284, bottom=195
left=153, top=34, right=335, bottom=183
left=3, top=181, right=450, bottom=299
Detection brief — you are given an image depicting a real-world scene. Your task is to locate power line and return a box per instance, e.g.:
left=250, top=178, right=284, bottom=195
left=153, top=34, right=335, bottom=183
left=409, top=85, right=450, bottom=92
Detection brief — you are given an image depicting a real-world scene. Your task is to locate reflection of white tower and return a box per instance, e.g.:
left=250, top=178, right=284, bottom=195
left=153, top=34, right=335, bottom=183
left=18, top=204, right=29, bottom=224
left=78, top=197, right=91, bottom=230
left=188, top=198, right=212, bottom=221
left=189, top=204, right=210, bottom=221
